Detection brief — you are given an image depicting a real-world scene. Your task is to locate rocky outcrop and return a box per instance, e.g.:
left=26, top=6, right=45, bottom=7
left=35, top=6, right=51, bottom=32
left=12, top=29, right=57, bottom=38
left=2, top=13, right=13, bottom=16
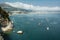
left=0, top=7, right=10, bottom=21
left=0, top=35, right=4, bottom=40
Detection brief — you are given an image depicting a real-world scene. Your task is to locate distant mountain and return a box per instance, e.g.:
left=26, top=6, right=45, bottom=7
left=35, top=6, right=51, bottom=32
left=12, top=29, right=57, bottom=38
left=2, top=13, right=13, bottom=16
left=0, top=3, right=32, bottom=14
left=0, top=3, right=12, bottom=8
left=0, top=2, right=60, bottom=14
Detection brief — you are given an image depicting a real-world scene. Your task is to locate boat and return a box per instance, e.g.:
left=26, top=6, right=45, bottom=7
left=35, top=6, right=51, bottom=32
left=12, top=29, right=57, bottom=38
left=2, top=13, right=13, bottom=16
left=0, top=7, right=13, bottom=33
left=17, top=30, right=23, bottom=34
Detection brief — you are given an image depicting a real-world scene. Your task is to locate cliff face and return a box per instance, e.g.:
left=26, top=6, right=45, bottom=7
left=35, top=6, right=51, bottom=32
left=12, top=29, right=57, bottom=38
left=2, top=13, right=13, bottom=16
left=0, top=7, right=13, bottom=33
left=0, top=35, right=4, bottom=40
left=0, top=7, right=10, bottom=21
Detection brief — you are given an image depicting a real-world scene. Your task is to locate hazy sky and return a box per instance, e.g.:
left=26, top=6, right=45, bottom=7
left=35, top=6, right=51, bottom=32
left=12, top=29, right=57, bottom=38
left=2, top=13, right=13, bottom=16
left=0, top=0, right=60, bottom=6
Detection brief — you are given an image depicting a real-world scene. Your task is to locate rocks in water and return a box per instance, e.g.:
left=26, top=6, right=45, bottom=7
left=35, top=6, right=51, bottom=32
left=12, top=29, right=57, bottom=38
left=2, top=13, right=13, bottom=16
left=11, top=21, right=14, bottom=24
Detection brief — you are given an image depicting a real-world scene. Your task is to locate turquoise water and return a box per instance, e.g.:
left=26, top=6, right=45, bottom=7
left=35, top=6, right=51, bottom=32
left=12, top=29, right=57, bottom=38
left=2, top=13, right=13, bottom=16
left=4, top=14, right=60, bottom=40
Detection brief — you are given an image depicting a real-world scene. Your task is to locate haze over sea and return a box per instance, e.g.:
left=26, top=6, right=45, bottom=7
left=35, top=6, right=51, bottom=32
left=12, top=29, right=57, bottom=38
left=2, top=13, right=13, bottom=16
left=0, top=0, right=60, bottom=40
left=7, top=13, right=60, bottom=40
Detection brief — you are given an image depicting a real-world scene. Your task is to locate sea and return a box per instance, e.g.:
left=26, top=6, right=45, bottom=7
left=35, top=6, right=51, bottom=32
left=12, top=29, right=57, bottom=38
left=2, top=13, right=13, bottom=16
left=3, top=13, right=60, bottom=40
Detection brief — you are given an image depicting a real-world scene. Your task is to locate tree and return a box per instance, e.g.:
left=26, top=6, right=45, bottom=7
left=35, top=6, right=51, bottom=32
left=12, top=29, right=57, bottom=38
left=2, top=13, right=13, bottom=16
left=0, top=7, right=10, bottom=21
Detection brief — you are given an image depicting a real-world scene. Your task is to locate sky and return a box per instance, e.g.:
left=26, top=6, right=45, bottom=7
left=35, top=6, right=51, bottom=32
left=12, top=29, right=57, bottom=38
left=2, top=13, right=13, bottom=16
left=0, top=0, right=60, bottom=12
left=0, top=0, right=60, bottom=6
